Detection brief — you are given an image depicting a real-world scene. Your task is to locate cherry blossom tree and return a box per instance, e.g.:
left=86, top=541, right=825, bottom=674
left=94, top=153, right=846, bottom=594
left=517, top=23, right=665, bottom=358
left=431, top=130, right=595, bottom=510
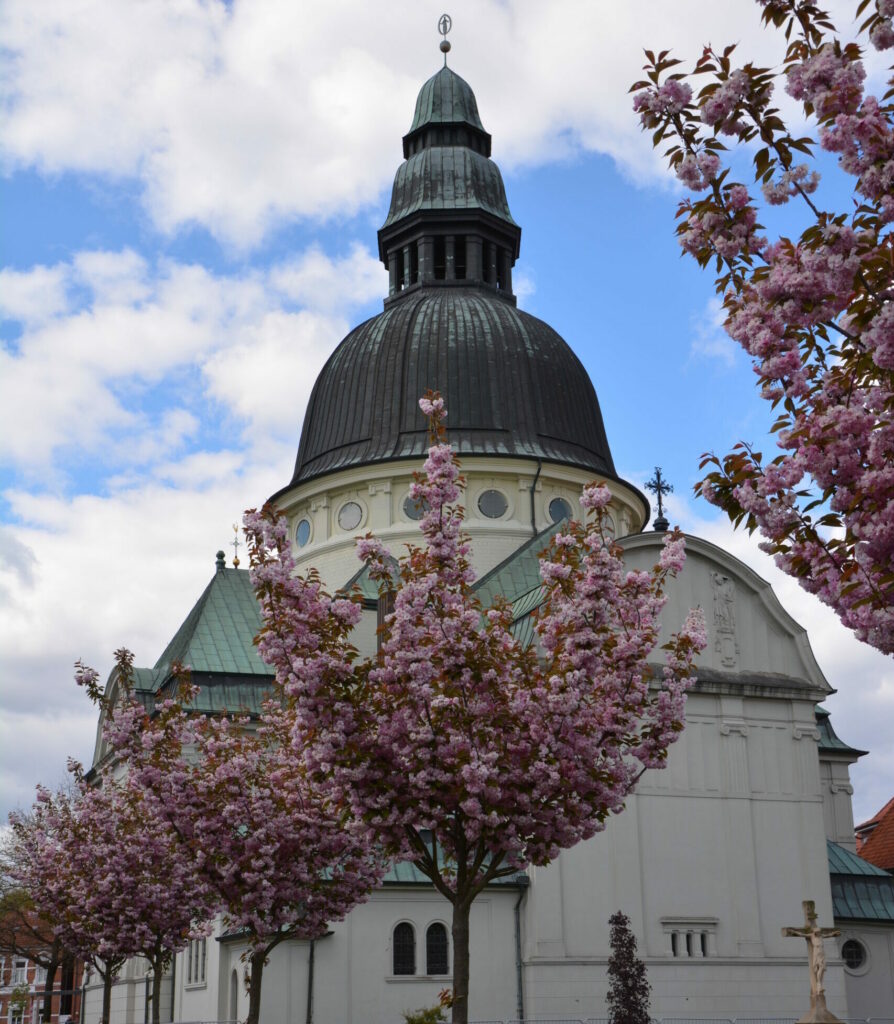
left=632, top=0, right=894, bottom=655
left=10, top=656, right=213, bottom=1024
left=245, top=394, right=706, bottom=1024
left=8, top=785, right=127, bottom=1024
left=0, top=837, right=72, bottom=1024
left=81, top=653, right=383, bottom=1024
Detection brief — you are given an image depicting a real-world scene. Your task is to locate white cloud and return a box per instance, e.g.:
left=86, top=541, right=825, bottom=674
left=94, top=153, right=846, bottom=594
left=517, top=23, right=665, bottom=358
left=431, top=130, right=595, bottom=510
left=270, top=244, right=385, bottom=312
left=1, top=0, right=868, bottom=248
left=690, top=296, right=738, bottom=367
left=0, top=457, right=287, bottom=820
left=0, top=245, right=381, bottom=473
left=0, top=264, right=70, bottom=325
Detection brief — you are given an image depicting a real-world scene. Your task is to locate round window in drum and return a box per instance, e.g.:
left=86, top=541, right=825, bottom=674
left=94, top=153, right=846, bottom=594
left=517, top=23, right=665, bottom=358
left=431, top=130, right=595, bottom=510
left=549, top=497, right=572, bottom=523
left=295, top=518, right=311, bottom=548
left=337, top=501, right=363, bottom=532
left=841, top=938, right=866, bottom=971
left=403, top=494, right=429, bottom=521
left=477, top=489, right=508, bottom=519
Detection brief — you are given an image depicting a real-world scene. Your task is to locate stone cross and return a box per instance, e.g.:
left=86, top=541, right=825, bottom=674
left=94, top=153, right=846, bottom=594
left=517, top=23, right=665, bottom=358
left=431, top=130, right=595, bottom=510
left=782, top=900, right=843, bottom=1023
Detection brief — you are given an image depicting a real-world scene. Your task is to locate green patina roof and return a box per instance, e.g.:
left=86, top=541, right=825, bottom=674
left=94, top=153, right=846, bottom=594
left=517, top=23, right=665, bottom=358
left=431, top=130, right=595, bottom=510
left=153, top=566, right=269, bottom=681
left=381, top=146, right=517, bottom=230
left=827, top=839, right=890, bottom=877
left=828, top=841, right=894, bottom=921
left=383, top=861, right=526, bottom=886
left=473, top=518, right=564, bottom=609
left=816, top=706, right=868, bottom=757
left=408, top=67, right=486, bottom=135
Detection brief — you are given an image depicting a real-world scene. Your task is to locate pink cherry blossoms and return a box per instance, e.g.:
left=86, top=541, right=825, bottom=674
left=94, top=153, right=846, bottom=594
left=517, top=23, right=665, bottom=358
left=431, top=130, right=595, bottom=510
left=632, top=0, right=894, bottom=655
left=244, top=394, right=705, bottom=1024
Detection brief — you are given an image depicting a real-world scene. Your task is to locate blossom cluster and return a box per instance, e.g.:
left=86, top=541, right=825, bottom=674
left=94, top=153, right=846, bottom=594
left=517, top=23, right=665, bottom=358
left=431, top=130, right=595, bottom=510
left=633, top=0, right=894, bottom=654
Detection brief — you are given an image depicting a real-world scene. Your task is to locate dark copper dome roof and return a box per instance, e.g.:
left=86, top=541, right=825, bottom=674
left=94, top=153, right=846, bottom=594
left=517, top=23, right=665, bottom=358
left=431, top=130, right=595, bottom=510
left=287, top=287, right=618, bottom=486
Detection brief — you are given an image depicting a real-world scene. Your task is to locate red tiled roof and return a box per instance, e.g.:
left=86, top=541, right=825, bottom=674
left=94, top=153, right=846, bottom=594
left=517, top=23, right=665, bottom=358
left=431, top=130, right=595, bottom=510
left=857, top=796, right=894, bottom=871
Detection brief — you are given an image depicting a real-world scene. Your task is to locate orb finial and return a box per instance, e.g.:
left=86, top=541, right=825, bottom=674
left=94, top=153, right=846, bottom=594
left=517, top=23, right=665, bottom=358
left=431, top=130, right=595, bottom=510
left=438, top=13, right=452, bottom=65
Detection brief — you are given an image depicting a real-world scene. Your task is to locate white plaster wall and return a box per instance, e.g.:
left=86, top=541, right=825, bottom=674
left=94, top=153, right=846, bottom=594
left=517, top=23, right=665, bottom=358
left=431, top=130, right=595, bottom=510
left=819, top=756, right=859, bottom=849
left=521, top=683, right=847, bottom=1019
left=840, top=923, right=894, bottom=1017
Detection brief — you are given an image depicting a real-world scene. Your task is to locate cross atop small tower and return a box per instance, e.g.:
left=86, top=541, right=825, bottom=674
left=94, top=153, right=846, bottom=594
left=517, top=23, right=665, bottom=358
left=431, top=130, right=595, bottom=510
left=645, top=466, right=673, bottom=532
left=231, top=523, right=241, bottom=569
left=438, top=13, right=452, bottom=64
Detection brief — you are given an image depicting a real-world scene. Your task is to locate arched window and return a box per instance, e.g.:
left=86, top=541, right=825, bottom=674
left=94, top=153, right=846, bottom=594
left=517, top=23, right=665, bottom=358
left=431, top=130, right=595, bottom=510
left=393, top=922, right=416, bottom=975
left=426, top=922, right=449, bottom=975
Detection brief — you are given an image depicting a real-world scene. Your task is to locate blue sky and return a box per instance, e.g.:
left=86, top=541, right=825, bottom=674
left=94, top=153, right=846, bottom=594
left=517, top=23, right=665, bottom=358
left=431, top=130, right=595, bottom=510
left=1, top=0, right=891, bottom=826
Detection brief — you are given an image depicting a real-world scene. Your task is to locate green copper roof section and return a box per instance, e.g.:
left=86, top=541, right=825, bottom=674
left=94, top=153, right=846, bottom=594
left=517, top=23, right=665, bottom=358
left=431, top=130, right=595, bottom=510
left=473, top=518, right=565, bottom=608
left=382, top=146, right=517, bottom=229
left=384, top=860, right=526, bottom=886
left=816, top=706, right=868, bottom=757
left=827, top=840, right=890, bottom=877
left=408, top=67, right=486, bottom=135
left=153, top=566, right=269, bottom=680
left=828, top=841, right=894, bottom=921
left=132, top=667, right=158, bottom=693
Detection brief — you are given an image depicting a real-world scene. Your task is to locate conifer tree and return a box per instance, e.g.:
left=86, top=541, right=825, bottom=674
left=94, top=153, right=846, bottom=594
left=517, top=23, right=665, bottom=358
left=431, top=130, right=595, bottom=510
left=606, top=911, right=651, bottom=1024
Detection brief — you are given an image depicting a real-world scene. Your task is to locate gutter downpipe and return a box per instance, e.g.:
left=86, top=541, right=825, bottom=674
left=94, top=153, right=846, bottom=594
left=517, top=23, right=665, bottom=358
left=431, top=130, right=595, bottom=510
left=305, top=931, right=332, bottom=1024
left=169, top=948, right=175, bottom=1023
left=304, top=939, right=315, bottom=1024
left=530, top=460, right=542, bottom=536
left=514, top=875, right=530, bottom=1021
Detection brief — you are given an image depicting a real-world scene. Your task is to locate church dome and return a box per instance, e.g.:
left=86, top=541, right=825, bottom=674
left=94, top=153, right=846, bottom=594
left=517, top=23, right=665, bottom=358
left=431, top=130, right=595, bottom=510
left=289, top=286, right=617, bottom=485
left=282, top=57, right=635, bottom=504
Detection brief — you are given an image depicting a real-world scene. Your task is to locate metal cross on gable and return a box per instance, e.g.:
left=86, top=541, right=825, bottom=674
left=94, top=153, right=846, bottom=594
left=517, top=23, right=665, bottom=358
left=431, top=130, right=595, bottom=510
left=645, top=466, right=673, bottom=531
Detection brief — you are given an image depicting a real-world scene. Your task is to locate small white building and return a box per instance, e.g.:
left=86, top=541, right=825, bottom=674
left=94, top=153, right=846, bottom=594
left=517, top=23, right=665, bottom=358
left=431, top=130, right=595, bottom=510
left=85, top=53, right=894, bottom=1024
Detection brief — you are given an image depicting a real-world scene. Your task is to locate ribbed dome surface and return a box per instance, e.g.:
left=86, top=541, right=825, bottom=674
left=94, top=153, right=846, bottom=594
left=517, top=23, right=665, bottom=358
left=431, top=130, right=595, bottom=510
left=289, top=288, right=617, bottom=486
left=408, top=67, right=485, bottom=134
left=382, top=146, right=517, bottom=229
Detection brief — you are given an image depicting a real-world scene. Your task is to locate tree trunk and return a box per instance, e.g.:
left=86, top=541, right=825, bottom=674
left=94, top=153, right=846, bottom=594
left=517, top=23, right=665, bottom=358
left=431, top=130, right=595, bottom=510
left=149, top=951, right=166, bottom=1024
left=451, top=897, right=472, bottom=1024
left=101, top=969, right=114, bottom=1024
left=40, top=943, right=60, bottom=1024
left=244, top=950, right=266, bottom=1024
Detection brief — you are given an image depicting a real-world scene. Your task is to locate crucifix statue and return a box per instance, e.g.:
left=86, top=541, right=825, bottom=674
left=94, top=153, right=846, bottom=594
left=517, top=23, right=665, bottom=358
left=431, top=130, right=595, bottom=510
left=782, top=900, right=843, bottom=1023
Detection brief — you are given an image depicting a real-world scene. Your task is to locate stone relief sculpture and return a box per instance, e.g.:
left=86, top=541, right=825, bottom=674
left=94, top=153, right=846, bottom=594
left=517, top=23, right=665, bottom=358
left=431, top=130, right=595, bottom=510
left=711, top=571, right=739, bottom=667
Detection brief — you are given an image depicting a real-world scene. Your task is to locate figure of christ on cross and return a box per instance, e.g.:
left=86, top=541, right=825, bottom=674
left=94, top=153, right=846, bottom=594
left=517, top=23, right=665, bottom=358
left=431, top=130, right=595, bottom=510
left=782, top=900, right=843, bottom=1022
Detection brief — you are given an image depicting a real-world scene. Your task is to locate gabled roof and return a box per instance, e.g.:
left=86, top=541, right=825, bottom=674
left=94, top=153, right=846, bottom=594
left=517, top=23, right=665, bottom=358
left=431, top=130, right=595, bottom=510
left=856, top=796, right=894, bottom=871
left=828, top=840, right=894, bottom=921
left=473, top=517, right=565, bottom=608
left=153, top=565, right=269, bottom=681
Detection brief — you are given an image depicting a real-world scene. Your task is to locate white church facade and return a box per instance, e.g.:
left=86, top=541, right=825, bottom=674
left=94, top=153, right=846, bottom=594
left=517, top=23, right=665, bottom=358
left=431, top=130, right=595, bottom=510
left=85, top=53, right=894, bottom=1024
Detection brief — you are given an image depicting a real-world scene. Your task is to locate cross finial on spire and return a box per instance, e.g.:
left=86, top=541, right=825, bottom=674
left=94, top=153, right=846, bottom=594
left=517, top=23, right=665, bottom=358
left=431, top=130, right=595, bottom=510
left=438, top=13, right=452, bottom=65
left=645, top=466, right=673, bottom=531
left=231, top=523, right=241, bottom=569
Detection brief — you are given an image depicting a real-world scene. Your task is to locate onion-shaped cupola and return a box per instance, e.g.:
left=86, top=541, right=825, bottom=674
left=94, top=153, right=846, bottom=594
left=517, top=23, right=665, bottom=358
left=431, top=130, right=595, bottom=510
left=378, top=65, right=521, bottom=301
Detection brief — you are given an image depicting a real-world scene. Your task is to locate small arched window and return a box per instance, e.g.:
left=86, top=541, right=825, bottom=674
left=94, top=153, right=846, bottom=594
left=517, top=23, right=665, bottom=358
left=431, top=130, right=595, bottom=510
left=426, top=922, right=449, bottom=975
left=393, top=922, right=416, bottom=975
